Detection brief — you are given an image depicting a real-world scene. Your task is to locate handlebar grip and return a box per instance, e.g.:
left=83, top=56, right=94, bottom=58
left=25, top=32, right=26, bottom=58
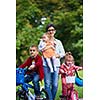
left=24, top=67, right=30, bottom=74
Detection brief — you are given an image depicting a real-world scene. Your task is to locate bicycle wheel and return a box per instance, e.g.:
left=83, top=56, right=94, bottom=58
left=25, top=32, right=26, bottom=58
left=16, top=89, right=28, bottom=100
left=72, top=90, right=79, bottom=100
left=28, top=90, right=35, bottom=100
left=59, top=95, right=67, bottom=100
left=40, top=88, right=49, bottom=100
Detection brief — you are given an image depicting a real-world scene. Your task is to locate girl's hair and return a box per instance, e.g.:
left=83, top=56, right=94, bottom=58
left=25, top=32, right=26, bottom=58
left=65, top=52, right=75, bottom=63
left=65, top=52, right=72, bottom=56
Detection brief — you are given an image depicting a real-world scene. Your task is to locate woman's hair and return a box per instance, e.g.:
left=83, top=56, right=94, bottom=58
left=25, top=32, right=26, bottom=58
left=46, top=24, right=56, bottom=32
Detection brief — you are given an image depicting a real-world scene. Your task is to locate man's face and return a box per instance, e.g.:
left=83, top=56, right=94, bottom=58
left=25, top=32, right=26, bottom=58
left=47, top=26, right=56, bottom=37
left=29, top=47, right=38, bottom=58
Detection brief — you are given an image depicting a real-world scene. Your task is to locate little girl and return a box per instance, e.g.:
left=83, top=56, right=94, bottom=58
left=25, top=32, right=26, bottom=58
left=59, top=52, right=83, bottom=100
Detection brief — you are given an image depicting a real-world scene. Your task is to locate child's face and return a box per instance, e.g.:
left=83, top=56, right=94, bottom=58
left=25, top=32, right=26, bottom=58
left=29, top=47, right=38, bottom=58
left=42, top=35, right=49, bottom=42
left=65, top=57, right=74, bottom=67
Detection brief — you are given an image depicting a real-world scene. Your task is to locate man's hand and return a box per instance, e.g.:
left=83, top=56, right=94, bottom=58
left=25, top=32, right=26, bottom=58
left=28, top=65, right=35, bottom=70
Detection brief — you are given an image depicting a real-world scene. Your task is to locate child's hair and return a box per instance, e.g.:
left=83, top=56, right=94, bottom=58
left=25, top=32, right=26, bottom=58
left=65, top=52, right=74, bottom=63
left=65, top=51, right=72, bottom=56
left=42, top=33, right=51, bottom=40
left=30, top=45, right=38, bottom=51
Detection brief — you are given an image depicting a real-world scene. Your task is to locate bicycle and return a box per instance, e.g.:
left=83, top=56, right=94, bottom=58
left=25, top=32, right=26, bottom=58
left=16, top=67, right=49, bottom=100
left=59, top=71, right=83, bottom=100
left=59, top=89, right=78, bottom=100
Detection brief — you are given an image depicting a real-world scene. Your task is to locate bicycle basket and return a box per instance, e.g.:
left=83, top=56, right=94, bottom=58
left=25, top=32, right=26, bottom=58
left=75, top=77, right=83, bottom=87
left=16, top=68, right=25, bottom=85
left=75, top=70, right=83, bottom=87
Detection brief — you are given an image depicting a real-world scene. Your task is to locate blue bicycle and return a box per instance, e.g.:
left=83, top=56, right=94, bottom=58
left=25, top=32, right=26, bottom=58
left=16, top=68, right=49, bottom=100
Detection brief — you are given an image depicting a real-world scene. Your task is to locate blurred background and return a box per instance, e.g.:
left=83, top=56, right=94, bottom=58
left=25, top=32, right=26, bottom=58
left=16, top=0, right=83, bottom=99
left=16, top=0, right=83, bottom=67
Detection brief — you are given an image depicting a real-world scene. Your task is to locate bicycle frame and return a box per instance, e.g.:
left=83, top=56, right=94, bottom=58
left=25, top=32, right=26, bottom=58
left=59, top=89, right=78, bottom=100
left=59, top=75, right=79, bottom=100
left=16, top=68, right=49, bottom=100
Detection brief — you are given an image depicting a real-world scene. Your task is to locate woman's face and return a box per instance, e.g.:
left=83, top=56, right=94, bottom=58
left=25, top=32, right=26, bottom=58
left=47, top=26, right=56, bottom=37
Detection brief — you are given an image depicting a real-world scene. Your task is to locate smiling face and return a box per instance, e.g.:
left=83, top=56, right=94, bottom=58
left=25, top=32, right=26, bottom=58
left=47, top=26, right=56, bottom=38
left=65, top=55, right=74, bottom=67
left=29, top=46, right=38, bottom=58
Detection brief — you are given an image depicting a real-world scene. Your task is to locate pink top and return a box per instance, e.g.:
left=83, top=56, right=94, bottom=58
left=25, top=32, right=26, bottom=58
left=59, top=63, right=82, bottom=77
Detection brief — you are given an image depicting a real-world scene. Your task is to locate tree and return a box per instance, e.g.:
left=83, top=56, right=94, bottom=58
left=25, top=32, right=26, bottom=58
left=16, top=0, right=83, bottom=66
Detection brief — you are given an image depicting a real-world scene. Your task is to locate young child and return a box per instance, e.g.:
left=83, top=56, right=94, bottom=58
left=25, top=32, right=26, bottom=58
left=40, top=33, right=57, bottom=72
left=19, top=45, right=44, bottom=99
left=59, top=52, right=83, bottom=100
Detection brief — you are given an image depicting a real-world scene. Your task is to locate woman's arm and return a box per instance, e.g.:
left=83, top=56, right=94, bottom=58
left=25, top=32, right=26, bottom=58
left=38, top=40, right=46, bottom=51
left=55, top=39, right=65, bottom=58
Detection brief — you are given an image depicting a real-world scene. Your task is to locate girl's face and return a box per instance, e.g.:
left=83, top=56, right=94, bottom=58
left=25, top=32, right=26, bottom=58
left=65, top=57, right=74, bottom=67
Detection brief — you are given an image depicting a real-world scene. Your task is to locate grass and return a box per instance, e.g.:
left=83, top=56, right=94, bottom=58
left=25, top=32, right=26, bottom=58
left=16, top=70, right=83, bottom=100
left=55, top=70, right=83, bottom=100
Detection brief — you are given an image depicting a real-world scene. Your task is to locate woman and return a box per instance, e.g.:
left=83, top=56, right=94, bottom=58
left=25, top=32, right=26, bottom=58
left=38, top=24, right=65, bottom=100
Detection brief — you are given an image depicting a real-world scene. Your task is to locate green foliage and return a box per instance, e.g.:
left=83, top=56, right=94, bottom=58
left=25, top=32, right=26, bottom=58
left=16, top=0, right=83, bottom=67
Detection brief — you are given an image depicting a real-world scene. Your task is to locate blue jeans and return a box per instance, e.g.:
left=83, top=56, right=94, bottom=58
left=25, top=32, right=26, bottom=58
left=24, top=72, right=40, bottom=96
left=43, top=66, right=59, bottom=100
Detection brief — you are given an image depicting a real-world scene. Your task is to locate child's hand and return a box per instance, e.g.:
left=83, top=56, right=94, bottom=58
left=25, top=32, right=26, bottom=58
left=28, top=65, right=35, bottom=70
left=55, top=54, right=60, bottom=58
left=50, top=45, right=55, bottom=50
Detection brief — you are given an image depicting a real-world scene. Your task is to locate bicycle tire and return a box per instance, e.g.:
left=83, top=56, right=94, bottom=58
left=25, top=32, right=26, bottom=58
left=59, top=95, right=67, bottom=100
left=16, top=89, right=28, bottom=100
left=40, top=88, right=49, bottom=100
left=72, top=90, right=79, bottom=100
